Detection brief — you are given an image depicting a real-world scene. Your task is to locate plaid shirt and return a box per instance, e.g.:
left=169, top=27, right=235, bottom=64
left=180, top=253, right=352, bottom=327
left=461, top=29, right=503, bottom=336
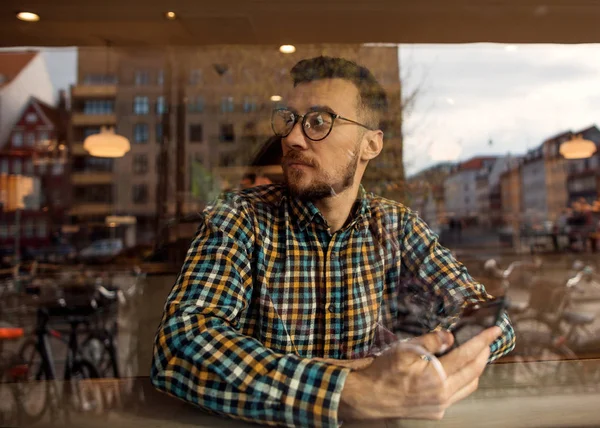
left=151, top=184, right=515, bottom=428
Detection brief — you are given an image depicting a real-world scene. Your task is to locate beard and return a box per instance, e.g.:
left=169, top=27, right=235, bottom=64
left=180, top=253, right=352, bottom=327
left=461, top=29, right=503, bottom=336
left=282, top=148, right=360, bottom=201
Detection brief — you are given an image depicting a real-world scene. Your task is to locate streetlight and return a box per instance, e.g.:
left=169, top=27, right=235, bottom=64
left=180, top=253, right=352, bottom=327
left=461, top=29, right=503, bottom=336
left=560, top=134, right=597, bottom=160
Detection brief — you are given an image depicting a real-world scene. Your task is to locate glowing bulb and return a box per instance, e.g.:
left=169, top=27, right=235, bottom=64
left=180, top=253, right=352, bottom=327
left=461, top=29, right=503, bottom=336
left=270, top=95, right=283, bottom=102
left=279, top=45, right=296, bottom=54
left=17, top=12, right=40, bottom=22
left=165, top=11, right=176, bottom=20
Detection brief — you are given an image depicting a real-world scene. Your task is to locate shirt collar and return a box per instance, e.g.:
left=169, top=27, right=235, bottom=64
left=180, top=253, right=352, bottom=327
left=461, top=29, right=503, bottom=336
left=281, top=185, right=372, bottom=232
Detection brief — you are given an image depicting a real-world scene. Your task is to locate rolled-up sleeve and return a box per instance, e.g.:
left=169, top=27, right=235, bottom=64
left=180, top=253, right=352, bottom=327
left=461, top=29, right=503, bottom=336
left=151, top=196, right=350, bottom=427
left=399, top=210, right=515, bottom=361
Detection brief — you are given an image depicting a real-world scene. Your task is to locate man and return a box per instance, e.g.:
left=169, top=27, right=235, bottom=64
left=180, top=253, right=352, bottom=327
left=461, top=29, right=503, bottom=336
left=151, top=56, right=514, bottom=427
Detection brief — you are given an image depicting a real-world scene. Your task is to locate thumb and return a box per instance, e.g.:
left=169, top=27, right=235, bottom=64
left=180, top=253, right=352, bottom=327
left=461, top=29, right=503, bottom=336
left=409, top=330, right=454, bottom=356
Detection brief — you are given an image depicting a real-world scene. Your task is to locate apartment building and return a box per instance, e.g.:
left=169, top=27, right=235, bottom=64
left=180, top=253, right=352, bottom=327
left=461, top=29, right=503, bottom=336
left=70, top=45, right=403, bottom=245
left=444, top=156, right=496, bottom=222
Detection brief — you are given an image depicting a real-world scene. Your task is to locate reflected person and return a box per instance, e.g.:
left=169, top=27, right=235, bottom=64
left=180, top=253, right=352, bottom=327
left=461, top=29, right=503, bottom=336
left=151, top=56, right=515, bottom=427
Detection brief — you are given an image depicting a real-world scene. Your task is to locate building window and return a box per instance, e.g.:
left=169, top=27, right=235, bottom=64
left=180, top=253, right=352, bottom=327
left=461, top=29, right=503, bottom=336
left=24, top=159, right=33, bottom=176
left=37, top=161, right=47, bottom=176
left=189, top=69, right=203, bottom=85
left=156, top=96, right=167, bottom=114
left=134, top=123, right=149, bottom=143
left=13, top=159, right=22, bottom=175
left=155, top=123, right=163, bottom=143
left=38, top=131, right=49, bottom=143
left=25, top=113, right=38, bottom=123
left=220, top=153, right=236, bottom=167
left=133, top=96, right=149, bottom=115
left=1, top=159, right=8, bottom=174
left=135, top=70, right=150, bottom=86
left=189, top=124, right=203, bottom=143
left=25, top=132, right=36, bottom=147
left=37, top=221, right=47, bottom=238
left=188, top=96, right=204, bottom=113
left=12, top=132, right=23, bottom=147
left=24, top=220, right=34, bottom=238
left=133, top=154, right=149, bottom=174
left=157, top=69, right=165, bottom=86
left=52, top=163, right=64, bottom=176
left=84, top=100, right=114, bottom=114
left=221, top=96, right=234, bottom=113
left=243, top=96, right=257, bottom=113
left=83, top=74, right=117, bottom=84
left=83, top=127, right=101, bottom=138
left=219, top=124, right=235, bottom=142
left=132, top=184, right=148, bottom=204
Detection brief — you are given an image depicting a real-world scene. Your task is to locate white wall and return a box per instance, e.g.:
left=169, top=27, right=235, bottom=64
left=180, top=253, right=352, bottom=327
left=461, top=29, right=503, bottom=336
left=0, top=53, right=54, bottom=148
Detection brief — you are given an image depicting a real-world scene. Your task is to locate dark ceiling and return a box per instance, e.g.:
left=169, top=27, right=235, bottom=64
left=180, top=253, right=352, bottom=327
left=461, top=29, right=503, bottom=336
left=2, top=0, right=600, bottom=47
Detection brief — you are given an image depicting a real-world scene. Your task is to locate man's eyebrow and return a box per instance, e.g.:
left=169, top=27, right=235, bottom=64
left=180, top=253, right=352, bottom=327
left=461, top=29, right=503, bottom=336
left=307, top=105, right=336, bottom=114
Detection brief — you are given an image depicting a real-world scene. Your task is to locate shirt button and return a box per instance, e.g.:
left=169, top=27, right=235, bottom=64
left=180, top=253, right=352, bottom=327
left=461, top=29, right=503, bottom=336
left=327, top=304, right=336, bottom=313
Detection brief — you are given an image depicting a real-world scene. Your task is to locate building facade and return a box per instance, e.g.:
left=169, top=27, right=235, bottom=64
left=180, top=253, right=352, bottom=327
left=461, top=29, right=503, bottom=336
left=71, top=45, right=403, bottom=246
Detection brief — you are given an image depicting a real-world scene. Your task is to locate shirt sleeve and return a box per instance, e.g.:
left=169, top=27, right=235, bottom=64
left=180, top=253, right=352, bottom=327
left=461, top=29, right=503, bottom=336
left=150, top=195, right=350, bottom=427
left=399, top=210, right=515, bottom=361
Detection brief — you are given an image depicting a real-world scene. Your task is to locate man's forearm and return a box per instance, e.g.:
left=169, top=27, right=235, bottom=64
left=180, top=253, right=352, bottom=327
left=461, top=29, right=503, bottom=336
left=152, top=314, right=351, bottom=427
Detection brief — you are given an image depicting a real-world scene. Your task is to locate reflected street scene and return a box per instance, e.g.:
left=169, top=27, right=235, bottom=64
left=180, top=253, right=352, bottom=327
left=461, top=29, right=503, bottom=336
left=1, top=3, right=600, bottom=427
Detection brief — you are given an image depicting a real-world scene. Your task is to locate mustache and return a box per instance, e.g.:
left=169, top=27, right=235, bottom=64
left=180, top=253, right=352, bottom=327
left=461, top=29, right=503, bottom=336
left=282, top=152, right=318, bottom=168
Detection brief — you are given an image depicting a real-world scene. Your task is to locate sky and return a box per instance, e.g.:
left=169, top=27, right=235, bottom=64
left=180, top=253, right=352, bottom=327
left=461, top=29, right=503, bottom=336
left=400, top=44, right=600, bottom=175
left=23, top=44, right=600, bottom=176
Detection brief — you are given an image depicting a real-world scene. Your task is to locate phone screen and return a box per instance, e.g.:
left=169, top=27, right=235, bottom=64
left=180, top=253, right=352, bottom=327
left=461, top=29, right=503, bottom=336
left=438, top=297, right=505, bottom=356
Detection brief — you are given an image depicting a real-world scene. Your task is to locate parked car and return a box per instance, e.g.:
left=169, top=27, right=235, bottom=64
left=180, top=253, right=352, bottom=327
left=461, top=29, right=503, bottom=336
left=78, top=239, right=124, bottom=263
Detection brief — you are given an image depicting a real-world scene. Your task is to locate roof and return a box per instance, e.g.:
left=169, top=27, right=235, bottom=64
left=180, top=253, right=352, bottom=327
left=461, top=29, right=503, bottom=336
left=459, top=156, right=498, bottom=171
left=0, top=51, right=37, bottom=89
left=33, top=97, right=60, bottom=127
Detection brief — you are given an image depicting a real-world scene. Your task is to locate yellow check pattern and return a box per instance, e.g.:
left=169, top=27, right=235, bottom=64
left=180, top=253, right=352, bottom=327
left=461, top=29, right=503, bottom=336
left=151, top=184, right=515, bottom=427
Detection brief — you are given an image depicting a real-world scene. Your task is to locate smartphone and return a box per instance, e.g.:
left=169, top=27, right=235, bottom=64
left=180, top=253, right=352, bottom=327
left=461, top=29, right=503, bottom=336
left=437, top=297, right=506, bottom=356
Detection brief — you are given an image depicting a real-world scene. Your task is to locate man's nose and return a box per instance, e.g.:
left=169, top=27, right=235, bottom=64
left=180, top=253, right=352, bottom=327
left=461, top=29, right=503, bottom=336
left=283, top=120, right=309, bottom=150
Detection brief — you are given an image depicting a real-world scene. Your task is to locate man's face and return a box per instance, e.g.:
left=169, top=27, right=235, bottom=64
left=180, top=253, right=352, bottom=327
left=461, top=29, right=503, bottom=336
left=281, top=78, right=366, bottom=200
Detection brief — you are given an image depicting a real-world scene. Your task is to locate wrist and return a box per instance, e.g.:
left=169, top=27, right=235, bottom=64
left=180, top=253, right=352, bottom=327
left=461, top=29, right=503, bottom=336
left=338, top=370, right=372, bottom=421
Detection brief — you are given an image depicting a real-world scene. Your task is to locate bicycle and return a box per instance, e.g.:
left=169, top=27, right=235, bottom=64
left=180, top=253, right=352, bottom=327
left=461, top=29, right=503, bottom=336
left=506, top=263, right=600, bottom=393
left=0, top=326, right=27, bottom=427
left=17, top=288, right=105, bottom=424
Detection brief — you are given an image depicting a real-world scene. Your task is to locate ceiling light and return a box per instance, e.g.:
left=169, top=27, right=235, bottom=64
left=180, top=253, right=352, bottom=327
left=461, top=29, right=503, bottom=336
left=279, top=45, right=296, bottom=54
left=165, top=11, right=177, bottom=20
left=84, top=127, right=130, bottom=158
left=559, top=135, right=597, bottom=159
left=270, top=95, right=282, bottom=102
left=17, top=12, right=40, bottom=22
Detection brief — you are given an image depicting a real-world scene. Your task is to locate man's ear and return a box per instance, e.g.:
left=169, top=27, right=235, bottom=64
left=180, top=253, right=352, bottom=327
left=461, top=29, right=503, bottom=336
left=361, top=130, right=384, bottom=161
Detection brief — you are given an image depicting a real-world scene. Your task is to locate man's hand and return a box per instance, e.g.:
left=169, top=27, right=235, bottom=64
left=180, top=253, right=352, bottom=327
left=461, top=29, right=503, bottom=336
left=312, top=357, right=374, bottom=370
left=338, top=326, right=502, bottom=421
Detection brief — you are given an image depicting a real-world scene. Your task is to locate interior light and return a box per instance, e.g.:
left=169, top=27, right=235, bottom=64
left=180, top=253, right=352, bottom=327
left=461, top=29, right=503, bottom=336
left=279, top=45, right=296, bottom=54
left=270, top=95, right=283, bottom=102
left=165, top=11, right=177, bottom=20
left=17, top=12, right=40, bottom=22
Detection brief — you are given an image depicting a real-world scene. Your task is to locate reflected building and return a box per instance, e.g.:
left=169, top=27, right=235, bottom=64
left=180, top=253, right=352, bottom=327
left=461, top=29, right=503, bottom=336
left=70, top=45, right=403, bottom=245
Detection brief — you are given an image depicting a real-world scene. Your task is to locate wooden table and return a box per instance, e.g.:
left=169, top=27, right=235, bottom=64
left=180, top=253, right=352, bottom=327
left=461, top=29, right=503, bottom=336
left=28, top=359, right=600, bottom=428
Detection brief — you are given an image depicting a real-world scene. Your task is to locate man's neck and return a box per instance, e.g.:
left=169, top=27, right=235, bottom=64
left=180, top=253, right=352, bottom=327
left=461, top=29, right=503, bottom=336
left=314, top=183, right=361, bottom=233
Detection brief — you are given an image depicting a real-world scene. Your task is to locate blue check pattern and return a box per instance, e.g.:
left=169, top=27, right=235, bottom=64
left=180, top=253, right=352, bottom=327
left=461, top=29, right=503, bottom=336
left=151, top=183, right=515, bottom=427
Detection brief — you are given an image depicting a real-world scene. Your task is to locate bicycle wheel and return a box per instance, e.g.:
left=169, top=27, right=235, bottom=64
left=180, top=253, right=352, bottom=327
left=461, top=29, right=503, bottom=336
left=512, top=318, right=585, bottom=393
left=66, top=359, right=104, bottom=415
left=81, top=334, right=119, bottom=378
left=0, top=370, right=19, bottom=428
left=17, top=339, right=52, bottom=423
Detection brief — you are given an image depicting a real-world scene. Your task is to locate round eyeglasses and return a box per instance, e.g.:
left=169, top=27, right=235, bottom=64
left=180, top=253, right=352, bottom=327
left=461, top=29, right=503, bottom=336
left=271, top=108, right=374, bottom=142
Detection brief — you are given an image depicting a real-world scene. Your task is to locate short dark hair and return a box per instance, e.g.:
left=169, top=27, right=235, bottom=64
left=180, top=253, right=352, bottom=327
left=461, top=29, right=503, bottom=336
left=290, top=56, right=388, bottom=128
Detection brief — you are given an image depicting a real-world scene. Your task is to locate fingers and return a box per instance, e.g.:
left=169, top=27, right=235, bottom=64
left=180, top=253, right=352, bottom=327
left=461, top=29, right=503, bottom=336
left=441, top=326, right=501, bottom=375
left=445, top=344, right=490, bottom=401
left=410, top=330, right=454, bottom=356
